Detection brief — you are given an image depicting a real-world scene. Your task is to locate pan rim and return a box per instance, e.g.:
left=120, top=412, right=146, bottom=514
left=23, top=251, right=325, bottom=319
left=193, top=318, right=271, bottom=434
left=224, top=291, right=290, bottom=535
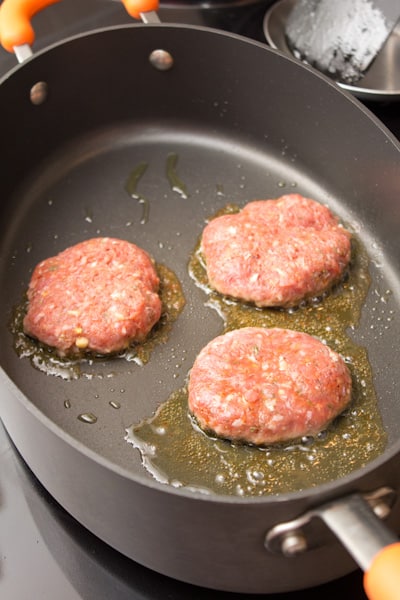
left=2, top=20, right=399, bottom=150
left=1, top=20, right=399, bottom=140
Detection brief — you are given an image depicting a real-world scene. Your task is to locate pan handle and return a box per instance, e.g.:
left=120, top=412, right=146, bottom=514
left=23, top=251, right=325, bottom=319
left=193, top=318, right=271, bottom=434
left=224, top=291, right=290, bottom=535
left=267, top=491, right=400, bottom=600
left=317, top=493, right=400, bottom=600
left=0, top=0, right=159, bottom=56
left=0, top=0, right=60, bottom=53
left=121, top=0, right=160, bottom=19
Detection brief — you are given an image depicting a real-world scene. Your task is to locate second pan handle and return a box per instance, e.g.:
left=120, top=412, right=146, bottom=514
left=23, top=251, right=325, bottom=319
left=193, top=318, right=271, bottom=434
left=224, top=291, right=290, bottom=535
left=0, top=0, right=160, bottom=55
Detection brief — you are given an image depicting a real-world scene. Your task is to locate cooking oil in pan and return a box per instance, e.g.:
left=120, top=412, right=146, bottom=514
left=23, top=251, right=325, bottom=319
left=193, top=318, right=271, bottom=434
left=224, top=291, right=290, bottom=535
left=126, top=382, right=385, bottom=496
left=124, top=153, right=189, bottom=220
left=126, top=226, right=387, bottom=496
left=77, top=412, right=98, bottom=424
left=166, top=152, right=189, bottom=199
left=124, top=161, right=150, bottom=225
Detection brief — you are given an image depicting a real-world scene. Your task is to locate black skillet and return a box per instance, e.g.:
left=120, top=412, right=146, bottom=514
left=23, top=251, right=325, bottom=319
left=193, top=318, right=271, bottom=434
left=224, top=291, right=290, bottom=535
left=1, top=0, right=400, bottom=597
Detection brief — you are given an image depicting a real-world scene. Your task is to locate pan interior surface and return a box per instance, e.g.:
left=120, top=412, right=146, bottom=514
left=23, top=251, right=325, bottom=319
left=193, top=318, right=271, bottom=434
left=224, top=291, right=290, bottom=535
left=1, top=24, right=400, bottom=496
left=0, top=122, right=334, bottom=475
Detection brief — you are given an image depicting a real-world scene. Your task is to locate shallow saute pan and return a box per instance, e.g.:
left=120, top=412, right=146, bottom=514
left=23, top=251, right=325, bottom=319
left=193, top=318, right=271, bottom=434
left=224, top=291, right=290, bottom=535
left=1, top=0, right=400, bottom=597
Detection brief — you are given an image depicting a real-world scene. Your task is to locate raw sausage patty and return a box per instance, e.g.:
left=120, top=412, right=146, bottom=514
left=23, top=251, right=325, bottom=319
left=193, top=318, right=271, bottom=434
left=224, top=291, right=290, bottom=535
left=188, top=327, right=352, bottom=445
left=23, top=237, right=162, bottom=356
left=200, top=194, right=352, bottom=307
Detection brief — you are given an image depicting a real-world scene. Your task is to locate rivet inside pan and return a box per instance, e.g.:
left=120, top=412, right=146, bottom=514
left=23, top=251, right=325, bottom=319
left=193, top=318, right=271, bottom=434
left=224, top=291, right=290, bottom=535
left=149, top=49, right=174, bottom=71
left=30, top=81, right=48, bottom=105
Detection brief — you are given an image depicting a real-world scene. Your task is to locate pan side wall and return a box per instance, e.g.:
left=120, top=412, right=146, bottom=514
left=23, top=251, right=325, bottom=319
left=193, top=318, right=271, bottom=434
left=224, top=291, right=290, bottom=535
left=1, top=25, right=400, bottom=255
left=0, top=26, right=398, bottom=204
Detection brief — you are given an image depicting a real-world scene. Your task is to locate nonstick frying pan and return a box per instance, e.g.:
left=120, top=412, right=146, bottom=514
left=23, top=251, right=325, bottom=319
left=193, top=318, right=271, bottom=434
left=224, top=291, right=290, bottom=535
left=1, top=0, right=400, bottom=597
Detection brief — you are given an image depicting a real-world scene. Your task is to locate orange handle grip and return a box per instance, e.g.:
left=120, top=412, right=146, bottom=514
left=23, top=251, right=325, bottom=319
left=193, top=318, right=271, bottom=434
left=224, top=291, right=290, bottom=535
left=0, top=0, right=160, bottom=54
left=364, top=542, right=400, bottom=600
left=0, top=0, right=61, bottom=52
left=121, top=0, right=160, bottom=19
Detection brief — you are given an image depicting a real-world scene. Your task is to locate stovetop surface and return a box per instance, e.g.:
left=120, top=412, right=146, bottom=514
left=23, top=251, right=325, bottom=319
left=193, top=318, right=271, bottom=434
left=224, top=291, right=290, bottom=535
left=0, top=2, right=399, bottom=598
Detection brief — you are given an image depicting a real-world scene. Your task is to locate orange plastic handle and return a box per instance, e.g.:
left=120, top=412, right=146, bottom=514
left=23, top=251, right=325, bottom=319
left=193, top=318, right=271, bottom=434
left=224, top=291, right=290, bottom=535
left=364, top=542, right=400, bottom=600
left=121, top=0, right=159, bottom=19
left=0, top=0, right=61, bottom=52
left=0, top=0, right=160, bottom=54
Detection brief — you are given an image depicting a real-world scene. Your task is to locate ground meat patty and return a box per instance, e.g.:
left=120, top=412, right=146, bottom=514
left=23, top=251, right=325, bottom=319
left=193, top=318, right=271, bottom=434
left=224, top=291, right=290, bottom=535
left=188, top=327, right=352, bottom=445
left=23, top=237, right=162, bottom=356
left=200, top=194, right=352, bottom=307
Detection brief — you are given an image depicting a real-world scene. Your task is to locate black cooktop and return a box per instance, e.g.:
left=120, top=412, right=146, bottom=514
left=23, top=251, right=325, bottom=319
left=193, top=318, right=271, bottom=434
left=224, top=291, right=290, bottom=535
left=1, top=2, right=399, bottom=599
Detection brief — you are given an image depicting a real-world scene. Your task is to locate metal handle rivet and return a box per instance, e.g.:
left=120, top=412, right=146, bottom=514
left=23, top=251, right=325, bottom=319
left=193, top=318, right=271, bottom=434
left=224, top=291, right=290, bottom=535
left=371, top=500, right=391, bottom=520
left=281, top=531, right=308, bottom=557
left=30, top=81, right=48, bottom=105
left=149, top=49, right=174, bottom=71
